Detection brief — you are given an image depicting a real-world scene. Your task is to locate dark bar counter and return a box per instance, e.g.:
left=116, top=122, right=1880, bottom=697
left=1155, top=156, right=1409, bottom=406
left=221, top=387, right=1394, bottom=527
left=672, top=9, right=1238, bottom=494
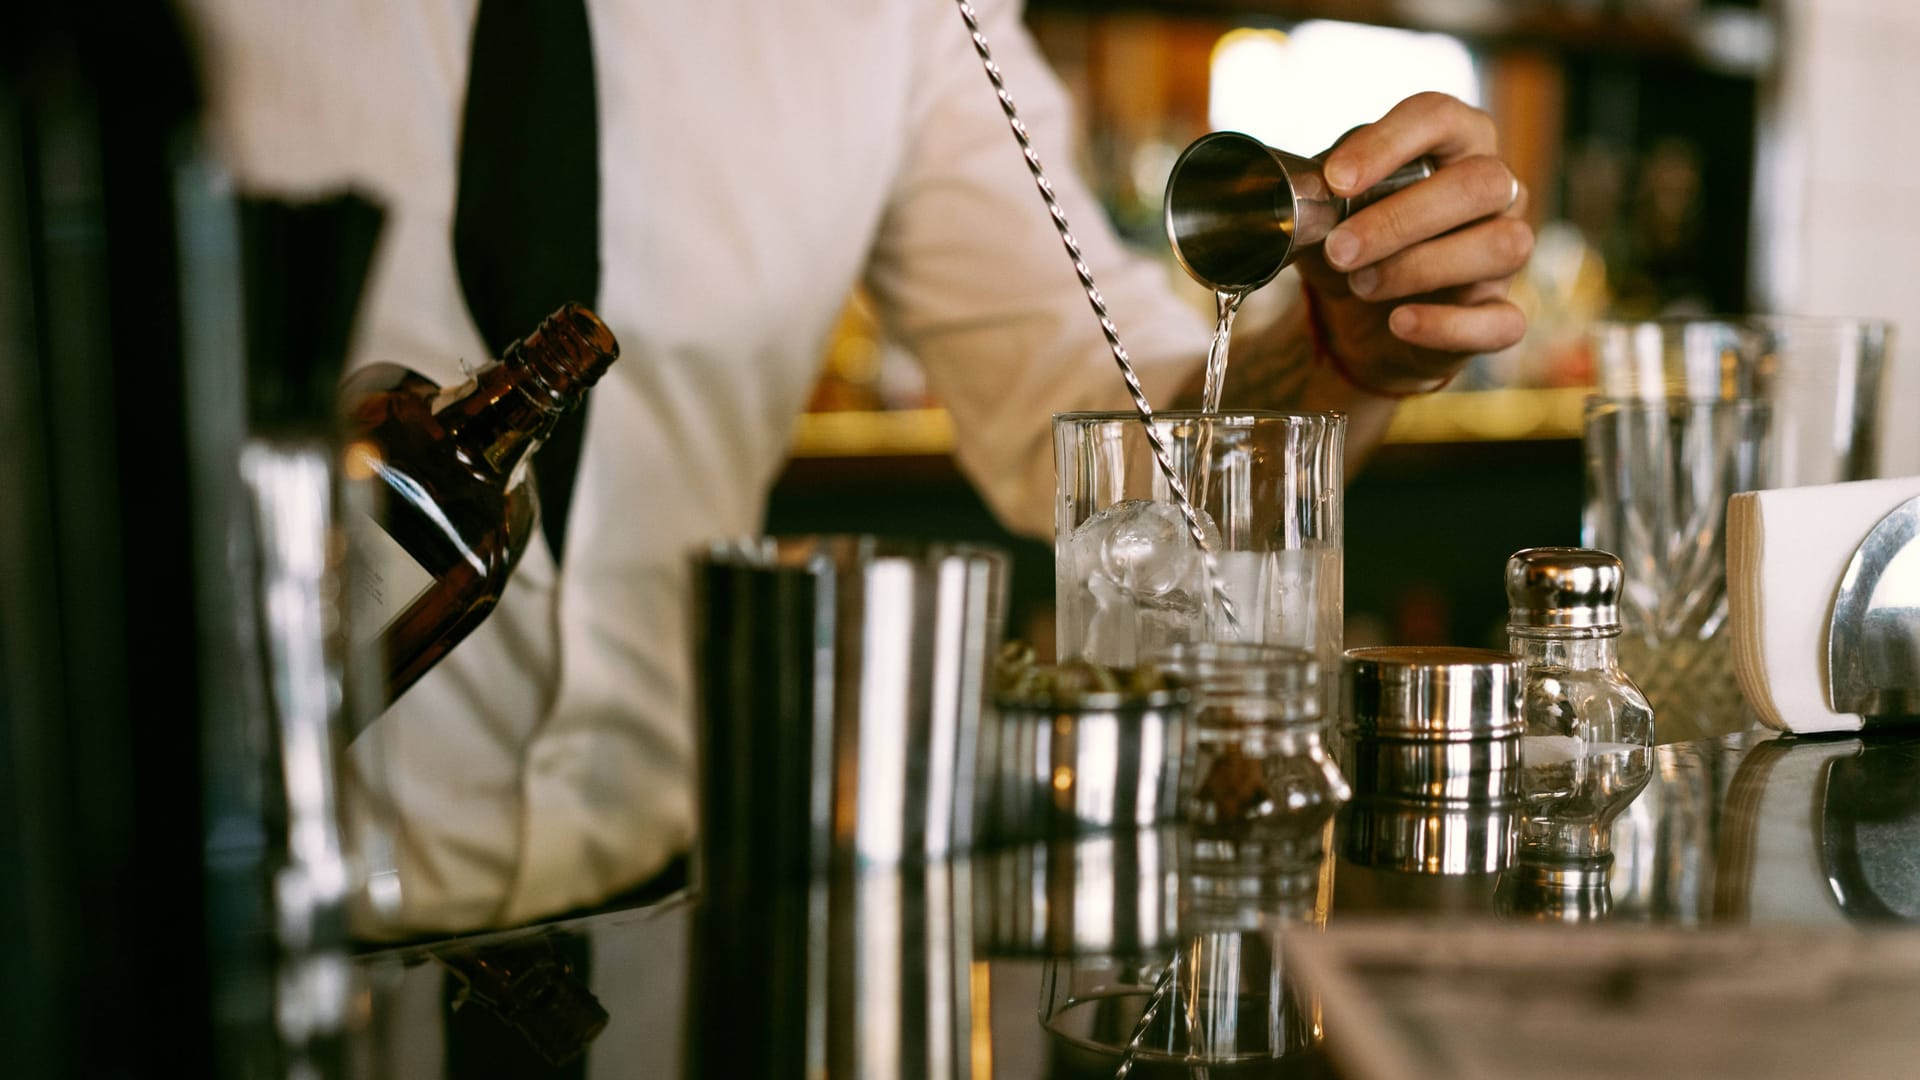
left=349, top=732, right=1920, bottom=1078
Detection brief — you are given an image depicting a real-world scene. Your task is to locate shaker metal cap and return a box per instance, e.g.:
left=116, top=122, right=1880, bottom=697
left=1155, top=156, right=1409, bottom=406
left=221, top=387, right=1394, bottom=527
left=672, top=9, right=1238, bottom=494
left=1341, top=646, right=1523, bottom=740
left=1504, top=547, right=1623, bottom=631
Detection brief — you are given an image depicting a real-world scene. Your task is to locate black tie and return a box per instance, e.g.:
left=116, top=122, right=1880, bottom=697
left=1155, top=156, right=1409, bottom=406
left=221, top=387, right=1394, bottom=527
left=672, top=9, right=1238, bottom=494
left=453, top=0, right=601, bottom=556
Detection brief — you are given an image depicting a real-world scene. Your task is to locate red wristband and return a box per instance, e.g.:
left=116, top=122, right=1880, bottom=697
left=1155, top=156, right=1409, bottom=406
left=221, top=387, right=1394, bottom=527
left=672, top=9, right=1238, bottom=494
left=1299, top=281, right=1454, bottom=399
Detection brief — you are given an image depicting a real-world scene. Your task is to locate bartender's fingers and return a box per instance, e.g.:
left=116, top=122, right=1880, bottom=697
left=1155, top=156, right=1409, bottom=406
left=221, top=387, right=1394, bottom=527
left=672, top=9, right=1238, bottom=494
left=1321, top=91, right=1497, bottom=195
left=1386, top=299, right=1527, bottom=355
left=1322, top=156, right=1520, bottom=272
left=1442, top=278, right=1518, bottom=306
left=1346, top=216, right=1534, bottom=302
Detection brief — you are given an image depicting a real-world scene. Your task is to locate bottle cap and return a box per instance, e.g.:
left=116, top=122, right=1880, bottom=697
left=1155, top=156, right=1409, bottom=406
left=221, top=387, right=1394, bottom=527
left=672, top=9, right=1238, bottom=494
left=1341, top=646, right=1523, bottom=740
left=1504, top=547, right=1623, bottom=632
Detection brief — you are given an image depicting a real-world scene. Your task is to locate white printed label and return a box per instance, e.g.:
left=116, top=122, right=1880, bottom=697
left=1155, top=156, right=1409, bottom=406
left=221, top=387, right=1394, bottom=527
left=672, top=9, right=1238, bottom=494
left=350, top=510, right=437, bottom=645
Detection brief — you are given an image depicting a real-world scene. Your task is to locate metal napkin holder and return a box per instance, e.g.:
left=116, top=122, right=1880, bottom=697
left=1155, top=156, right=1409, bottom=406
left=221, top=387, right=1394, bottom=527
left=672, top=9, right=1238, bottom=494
left=1828, top=494, right=1920, bottom=721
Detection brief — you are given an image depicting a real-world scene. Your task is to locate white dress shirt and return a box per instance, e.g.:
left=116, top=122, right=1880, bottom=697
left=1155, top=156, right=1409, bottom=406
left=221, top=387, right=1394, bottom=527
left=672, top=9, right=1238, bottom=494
left=186, top=0, right=1206, bottom=931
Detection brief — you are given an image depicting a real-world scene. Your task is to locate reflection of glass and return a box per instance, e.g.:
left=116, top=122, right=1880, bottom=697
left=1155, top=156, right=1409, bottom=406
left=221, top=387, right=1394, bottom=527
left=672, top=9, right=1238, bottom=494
left=974, top=828, right=1180, bottom=959
left=1039, top=829, right=1330, bottom=1076
left=1584, top=316, right=1893, bottom=741
left=1719, top=734, right=1920, bottom=926
left=690, top=861, right=977, bottom=1077
left=1053, top=411, right=1344, bottom=695
left=1497, top=745, right=1652, bottom=923
left=1607, top=739, right=1726, bottom=922
left=1039, top=644, right=1343, bottom=1074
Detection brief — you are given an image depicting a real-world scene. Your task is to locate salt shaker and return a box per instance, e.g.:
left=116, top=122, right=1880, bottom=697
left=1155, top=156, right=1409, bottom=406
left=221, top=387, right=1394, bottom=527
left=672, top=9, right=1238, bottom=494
left=1503, top=548, right=1654, bottom=865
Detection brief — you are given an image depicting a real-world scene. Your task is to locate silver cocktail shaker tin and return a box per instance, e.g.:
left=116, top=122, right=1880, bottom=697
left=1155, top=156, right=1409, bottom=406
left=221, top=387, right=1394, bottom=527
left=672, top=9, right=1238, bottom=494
left=693, top=535, right=1008, bottom=878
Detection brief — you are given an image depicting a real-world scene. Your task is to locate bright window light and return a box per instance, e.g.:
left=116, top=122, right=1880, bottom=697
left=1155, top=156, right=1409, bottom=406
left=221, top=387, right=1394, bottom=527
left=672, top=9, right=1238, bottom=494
left=1209, top=22, right=1482, bottom=156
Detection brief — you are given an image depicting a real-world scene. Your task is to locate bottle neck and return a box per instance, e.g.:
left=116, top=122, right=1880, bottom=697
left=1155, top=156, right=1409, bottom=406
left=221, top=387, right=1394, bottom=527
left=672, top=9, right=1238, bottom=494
left=1508, top=628, right=1621, bottom=671
left=440, top=362, right=558, bottom=478
left=439, top=304, right=619, bottom=478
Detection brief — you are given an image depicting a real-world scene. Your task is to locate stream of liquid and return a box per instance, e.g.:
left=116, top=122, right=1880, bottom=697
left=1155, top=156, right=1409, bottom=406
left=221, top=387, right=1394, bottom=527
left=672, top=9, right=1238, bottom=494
left=1185, top=286, right=1250, bottom=542
left=952, top=0, right=1239, bottom=635
left=1199, top=287, right=1249, bottom=417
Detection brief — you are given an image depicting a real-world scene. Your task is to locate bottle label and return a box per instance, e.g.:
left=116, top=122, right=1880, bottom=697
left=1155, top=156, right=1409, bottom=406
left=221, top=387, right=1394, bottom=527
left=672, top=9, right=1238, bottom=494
left=349, top=509, right=436, bottom=645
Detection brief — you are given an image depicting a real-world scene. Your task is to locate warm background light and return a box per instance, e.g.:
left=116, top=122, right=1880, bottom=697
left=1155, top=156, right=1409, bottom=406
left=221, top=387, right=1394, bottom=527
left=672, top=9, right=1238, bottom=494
left=1208, top=21, right=1481, bottom=155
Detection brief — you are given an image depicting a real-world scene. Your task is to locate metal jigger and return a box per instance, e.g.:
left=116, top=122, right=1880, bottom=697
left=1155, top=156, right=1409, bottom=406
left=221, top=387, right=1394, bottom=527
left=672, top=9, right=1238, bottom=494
left=1165, top=130, right=1435, bottom=292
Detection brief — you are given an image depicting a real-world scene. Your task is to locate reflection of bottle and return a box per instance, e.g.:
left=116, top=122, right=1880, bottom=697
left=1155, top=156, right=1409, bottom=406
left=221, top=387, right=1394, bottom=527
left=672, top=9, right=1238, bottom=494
left=435, top=934, right=609, bottom=1066
left=1499, top=549, right=1655, bottom=921
left=341, top=304, right=618, bottom=702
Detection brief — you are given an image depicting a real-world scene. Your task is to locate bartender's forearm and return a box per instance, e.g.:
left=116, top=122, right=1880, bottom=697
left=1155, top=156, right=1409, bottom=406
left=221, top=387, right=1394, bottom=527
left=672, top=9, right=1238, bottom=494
left=1170, top=299, right=1400, bottom=479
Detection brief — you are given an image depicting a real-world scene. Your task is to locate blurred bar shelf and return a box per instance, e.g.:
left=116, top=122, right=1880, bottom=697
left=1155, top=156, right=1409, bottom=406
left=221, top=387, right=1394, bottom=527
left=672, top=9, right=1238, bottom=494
left=1384, top=385, right=1588, bottom=445
left=1028, top=0, right=1775, bottom=74
left=788, top=386, right=1587, bottom=460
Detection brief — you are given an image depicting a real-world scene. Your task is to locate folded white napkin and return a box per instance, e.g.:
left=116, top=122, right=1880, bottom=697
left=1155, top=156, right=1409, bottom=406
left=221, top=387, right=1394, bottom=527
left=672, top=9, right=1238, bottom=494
left=1727, top=476, right=1920, bottom=733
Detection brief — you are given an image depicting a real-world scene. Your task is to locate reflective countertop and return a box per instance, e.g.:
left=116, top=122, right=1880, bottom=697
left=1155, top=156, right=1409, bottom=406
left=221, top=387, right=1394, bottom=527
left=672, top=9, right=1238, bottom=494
left=347, top=731, right=1920, bottom=1078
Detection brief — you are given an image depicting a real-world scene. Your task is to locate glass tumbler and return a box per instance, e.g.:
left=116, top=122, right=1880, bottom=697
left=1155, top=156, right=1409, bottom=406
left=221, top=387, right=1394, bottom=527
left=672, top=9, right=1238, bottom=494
left=1053, top=411, right=1345, bottom=696
left=1583, top=316, right=1892, bottom=739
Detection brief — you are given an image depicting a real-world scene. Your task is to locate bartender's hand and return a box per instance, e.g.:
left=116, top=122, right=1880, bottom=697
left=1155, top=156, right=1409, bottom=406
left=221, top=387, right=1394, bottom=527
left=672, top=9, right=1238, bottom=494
left=1303, top=91, right=1531, bottom=393
left=1183, top=92, right=1531, bottom=473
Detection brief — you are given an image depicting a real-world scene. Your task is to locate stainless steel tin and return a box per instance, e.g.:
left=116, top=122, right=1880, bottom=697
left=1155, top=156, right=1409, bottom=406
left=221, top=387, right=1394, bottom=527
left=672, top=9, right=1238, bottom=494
left=1345, top=735, right=1522, bottom=802
left=1505, top=547, right=1624, bottom=632
left=1341, top=646, right=1523, bottom=740
left=694, top=536, right=1007, bottom=877
left=1342, top=793, right=1518, bottom=876
left=978, top=684, right=1190, bottom=845
left=691, top=860, right=977, bottom=1078
left=1339, top=733, right=1521, bottom=875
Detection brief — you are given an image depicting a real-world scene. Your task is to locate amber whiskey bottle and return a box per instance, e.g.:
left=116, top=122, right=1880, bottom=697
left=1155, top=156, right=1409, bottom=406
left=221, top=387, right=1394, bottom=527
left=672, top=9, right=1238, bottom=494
left=341, top=303, right=618, bottom=704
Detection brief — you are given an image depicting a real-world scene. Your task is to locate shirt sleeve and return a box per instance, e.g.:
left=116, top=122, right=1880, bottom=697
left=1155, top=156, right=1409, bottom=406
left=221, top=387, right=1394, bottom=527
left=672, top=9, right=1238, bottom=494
left=864, top=0, right=1207, bottom=540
